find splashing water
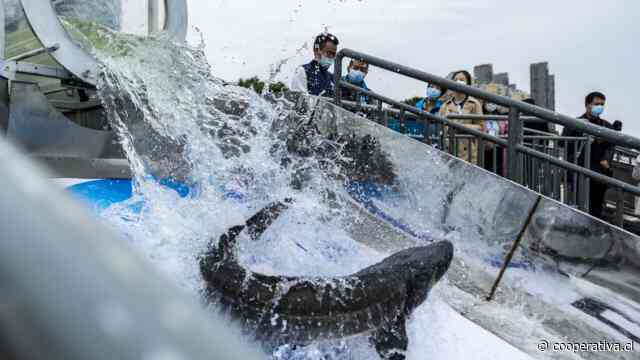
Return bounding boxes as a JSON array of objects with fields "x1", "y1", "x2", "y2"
[
  {"x1": 56, "y1": 8, "x2": 548, "y2": 359},
  {"x1": 61, "y1": 17, "x2": 399, "y2": 358}
]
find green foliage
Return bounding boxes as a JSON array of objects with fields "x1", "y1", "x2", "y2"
[
  {"x1": 237, "y1": 76, "x2": 289, "y2": 96},
  {"x1": 238, "y1": 76, "x2": 265, "y2": 94},
  {"x1": 268, "y1": 81, "x2": 288, "y2": 95}
]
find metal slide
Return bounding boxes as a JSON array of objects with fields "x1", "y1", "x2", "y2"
[
  {"x1": 305, "y1": 96, "x2": 640, "y2": 359},
  {"x1": 1, "y1": 1, "x2": 639, "y2": 359},
  {"x1": 0, "y1": 0, "x2": 188, "y2": 178}
]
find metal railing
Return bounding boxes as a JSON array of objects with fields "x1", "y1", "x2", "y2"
[
  {"x1": 334, "y1": 48, "x2": 640, "y2": 224},
  {"x1": 340, "y1": 99, "x2": 593, "y2": 209}
]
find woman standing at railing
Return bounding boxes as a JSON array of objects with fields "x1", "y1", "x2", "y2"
[
  {"x1": 439, "y1": 70, "x2": 484, "y2": 165},
  {"x1": 415, "y1": 82, "x2": 447, "y2": 147}
]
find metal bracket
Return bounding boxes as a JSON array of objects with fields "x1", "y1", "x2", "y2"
[
  {"x1": 7, "y1": 44, "x2": 60, "y2": 62},
  {"x1": 19, "y1": 0, "x2": 189, "y2": 86},
  {"x1": 2, "y1": 60, "x2": 73, "y2": 80}
]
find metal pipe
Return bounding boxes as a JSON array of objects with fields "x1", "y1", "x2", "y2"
[
  {"x1": 0, "y1": 139, "x2": 262, "y2": 360},
  {"x1": 522, "y1": 136, "x2": 587, "y2": 140},
  {"x1": 0, "y1": 77, "x2": 8, "y2": 134},
  {"x1": 582, "y1": 137, "x2": 592, "y2": 211},
  {"x1": 336, "y1": 48, "x2": 640, "y2": 150},
  {"x1": 338, "y1": 82, "x2": 509, "y2": 147},
  {"x1": 507, "y1": 107, "x2": 523, "y2": 183},
  {"x1": 615, "y1": 189, "x2": 625, "y2": 227},
  {"x1": 487, "y1": 196, "x2": 543, "y2": 301},
  {"x1": 515, "y1": 144, "x2": 640, "y2": 196},
  {"x1": 6, "y1": 44, "x2": 60, "y2": 62},
  {"x1": 148, "y1": 0, "x2": 161, "y2": 34},
  {"x1": 522, "y1": 127, "x2": 557, "y2": 137},
  {"x1": 447, "y1": 114, "x2": 547, "y2": 123},
  {"x1": 377, "y1": 100, "x2": 385, "y2": 126},
  {"x1": 333, "y1": 54, "x2": 343, "y2": 106}
]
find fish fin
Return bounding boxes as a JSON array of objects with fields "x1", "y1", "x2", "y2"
[
  {"x1": 370, "y1": 313, "x2": 408, "y2": 360},
  {"x1": 246, "y1": 201, "x2": 290, "y2": 240}
]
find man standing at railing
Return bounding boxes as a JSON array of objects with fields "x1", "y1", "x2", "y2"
[
  {"x1": 562, "y1": 92, "x2": 617, "y2": 219},
  {"x1": 340, "y1": 59, "x2": 373, "y2": 105},
  {"x1": 290, "y1": 33, "x2": 340, "y2": 97}
]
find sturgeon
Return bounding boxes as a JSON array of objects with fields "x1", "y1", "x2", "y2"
[{"x1": 199, "y1": 201, "x2": 453, "y2": 359}]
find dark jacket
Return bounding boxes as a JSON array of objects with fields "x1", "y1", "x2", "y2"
[
  {"x1": 303, "y1": 60, "x2": 334, "y2": 97},
  {"x1": 340, "y1": 76, "x2": 372, "y2": 104},
  {"x1": 562, "y1": 113, "x2": 615, "y2": 175}
]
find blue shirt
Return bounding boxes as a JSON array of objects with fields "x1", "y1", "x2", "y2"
[
  {"x1": 415, "y1": 98, "x2": 443, "y2": 114},
  {"x1": 341, "y1": 76, "x2": 372, "y2": 104}
]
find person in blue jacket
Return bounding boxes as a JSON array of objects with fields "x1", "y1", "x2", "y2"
[
  {"x1": 290, "y1": 33, "x2": 340, "y2": 97},
  {"x1": 415, "y1": 83, "x2": 447, "y2": 146},
  {"x1": 340, "y1": 59, "x2": 373, "y2": 105}
]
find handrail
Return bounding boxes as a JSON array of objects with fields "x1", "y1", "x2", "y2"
[
  {"x1": 335, "y1": 48, "x2": 640, "y2": 150},
  {"x1": 446, "y1": 114, "x2": 548, "y2": 123},
  {"x1": 339, "y1": 82, "x2": 509, "y2": 147},
  {"x1": 337, "y1": 78, "x2": 640, "y2": 197}
]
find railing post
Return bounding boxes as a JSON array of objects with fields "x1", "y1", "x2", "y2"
[
  {"x1": 333, "y1": 54, "x2": 343, "y2": 106},
  {"x1": 377, "y1": 100, "x2": 385, "y2": 126},
  {"x1": 448, "y1": 127, "x2": 457, "y2": 156},
  {"x1": 478, "y1": 138, "x2": 485, "y2": 169},
  {"x1": 582, "y1": 136, "x2": 592, "y2": 212},
  {"x1": 148, "y1": 0, "x2": 161, "y2": 34},
  {"x1": 399, "y1": 109, "x2": 406, "y2": 134},
  {"x1": 507, "y1": 107, "x2": 523, "y2": 183},
  {"x1": 615, "y1": 189, "x2": 625, "y2": 227},
  {"x1": 0, "y1": 77, "x2": 9, "y2": 134}
]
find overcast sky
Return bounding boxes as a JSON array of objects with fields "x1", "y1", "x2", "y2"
[{"x1": 185, "y1": 0, "x2": 639, "y2": 136}]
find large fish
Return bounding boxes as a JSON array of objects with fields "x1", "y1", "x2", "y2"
[{"x1": 199, "y1": 200, "x2": 453, "y2": 359}]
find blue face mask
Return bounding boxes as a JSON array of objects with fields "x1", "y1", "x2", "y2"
[
  {"x1": 347, "y1": 69, "x2": 366, "y2": 83},
  {"x1": 426, "y1": 87, "x2": 442, "y2": 100},
  {"x1": 591, "y1": 105, "x2": 604, "y2": 117},
  {"x1": 319, "y1": 56, "x2": 334, "y2": 70}
]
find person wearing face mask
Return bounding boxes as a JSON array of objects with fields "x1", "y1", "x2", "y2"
[
  {"x1": 439, "y1": 70, "x2": 484, "y2": 165},
  {"x1": 290, "y1": 33, "x2": 339, "y2": 97},
  {"x1": 340, "y1": 59, "x2": 373, "y2": 105},
  {"x1": 562, "y1": 91, "x2": 620, "y2": 219},
  {"x1": 414, "y1": 83, "x2": 447, "y2": 145},
  {"x1": 416, "y1": 83, "x2": 446, "y2": 114}
]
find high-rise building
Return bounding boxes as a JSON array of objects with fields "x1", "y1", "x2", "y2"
[
  {"x1": 493, "y1": 73, "x2": 510, "y2": 86},
  {"x1": 474, "y1": 64, "x2": 493, "y2": 85},
  {"x1": 530, "y1": 62, "x2": 556, "y2": 111}
]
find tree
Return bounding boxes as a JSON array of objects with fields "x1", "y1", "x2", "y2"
[
  {"x1": 238, "y1": 76, "x2": 265, "y2": 94},
  {"x1": 238, "y1": 76, "x2": 289, "y2": 96}
]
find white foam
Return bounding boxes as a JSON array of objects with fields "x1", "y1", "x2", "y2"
[{"x1": 407, "y1": 293, "x2": 533, "y2": 360}]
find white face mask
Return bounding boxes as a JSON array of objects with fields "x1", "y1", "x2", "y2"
[
  {"x1": 457, "y1": 80, "x2": 467, "y2": 85},
  {"x1": 485, "y1": 103, "x2": 498, "y2": 112}
]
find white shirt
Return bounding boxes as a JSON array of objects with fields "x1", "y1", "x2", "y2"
[{"x1": 290, "y1": 66, "x2": 308, "y2": 93}]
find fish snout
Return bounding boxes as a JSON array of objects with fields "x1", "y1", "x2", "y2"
[
  {"x1": 431, "y1": 240, "x2": 454, "y2": 281},
  {"x1": 410, "y1": 241, "x2": 454, "y2": 287}
]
